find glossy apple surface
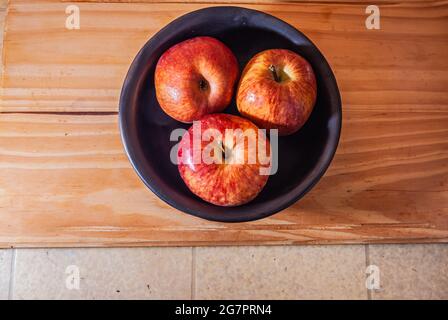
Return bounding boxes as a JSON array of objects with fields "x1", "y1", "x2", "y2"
[
  {"x1": 237, "y1": 49, "x2": 317, "y2": 135},
  {"x1": 177, "y1": 114, "x2": 271, "y2": 206},
  {"x1": 155, "y1": 37, "x2": 239, "y2": 123}
]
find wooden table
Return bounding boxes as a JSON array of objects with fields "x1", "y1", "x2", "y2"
[{"x1": 0, "y1": 0, "x2": 447, "y2": 248}]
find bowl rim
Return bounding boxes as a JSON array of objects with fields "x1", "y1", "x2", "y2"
[{"x1": 119, "y1": 6, "x2": 342, "y2": 222}]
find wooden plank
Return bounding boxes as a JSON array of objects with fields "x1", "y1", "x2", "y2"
[
  {"x1": 17, "y1": 0, "x2": 439, "y2": 4},
  {"x1": 1, "y1": 1, "x2": 447, "y2": 112},
  {"x1": 0, "y1": 111, "x2": 447, "y2": 247},
  {"x1": 0, "y1": 0, "x2": 447, "y2": 247}
]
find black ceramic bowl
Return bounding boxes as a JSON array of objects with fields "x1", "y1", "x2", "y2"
[{"x1": 119, "y1": 6, "x2": 341, "y2": 222}]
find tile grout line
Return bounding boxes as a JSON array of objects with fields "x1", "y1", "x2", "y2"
[
  {"x1": 191, "y1": 247, "x2": 196, "y2": 300},
  {"x1": 8, "y1": 248, "x2": 16, "y2": 300},
  {"x1": 365, "y1": 244, "x2": 372, "y2": 300}
]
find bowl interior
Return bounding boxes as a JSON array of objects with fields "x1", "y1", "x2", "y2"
[{"x1": 120, "y1": 7, "x2": 341, "y2": 222}]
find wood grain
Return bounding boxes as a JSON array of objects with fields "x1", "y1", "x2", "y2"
[
  {"x1": 2, "y1": 1, "x2": 448, "y2": 112},
  {"x1": 0, "y1": 0, "x2": 447, "y2": 247},
  {"x1": 0, "y1": 111, "x2": 447, "y2": 247}
]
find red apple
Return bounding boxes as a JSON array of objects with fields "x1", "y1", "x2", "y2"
[
  {"x1": 236, "y1": 49, "x2": 317, "y2": 135},
  {"x1": 155, "y1": 36, "x2": 239, "y2": 123},
  {"x1": 177, "y1": 114, "x2": 271, "y2": 206}
]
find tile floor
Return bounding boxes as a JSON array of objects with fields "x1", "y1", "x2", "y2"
[
  {"x1": 1, "y1": 245, "x2": 448, "y2": 299},
  {"x1": 0, "y1": 0, "x2": 447, "y2": 300}
]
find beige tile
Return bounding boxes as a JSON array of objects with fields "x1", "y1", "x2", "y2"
[
  {"x1": 13, "y1": 248, "x2": 192, "y2": 300},
  {"x1": 195, "y1": 245, "x2": 367, "y2": 300},
  {"x1": 0, "y1": 249, "x2": 12, "y2": 300},
  {"x1": 369, "y1": 244, "x2": 448, "y2": 300}
]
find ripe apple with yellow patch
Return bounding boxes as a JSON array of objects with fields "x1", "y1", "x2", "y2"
[
  {"x1": 155, "y1": 36, "x2": 239, "y2": 123},
  {"x1": 237, "y1": 49, "x2": 317, "y2": 135}
]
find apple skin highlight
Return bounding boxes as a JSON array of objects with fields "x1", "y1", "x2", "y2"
[
  {"x1": 237, "y1": 49, "x2": 317, "y2": 136},
  {"x1": 155, "y1": 37, "x2": 239, "y2": 123},
  {"x1": 177, "y1": 114, "x2": 271, "y2": 207}
]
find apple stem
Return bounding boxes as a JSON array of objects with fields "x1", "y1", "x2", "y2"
[
  {"x1": 199, "y1": 79, "x2": 208, "y2": 91},
  {"x1": 269, "y1": 65, "x2": 281, "y2": 83},
  {"x1": 218, "y1": 142, "x2": 226, "y2": 159}
]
